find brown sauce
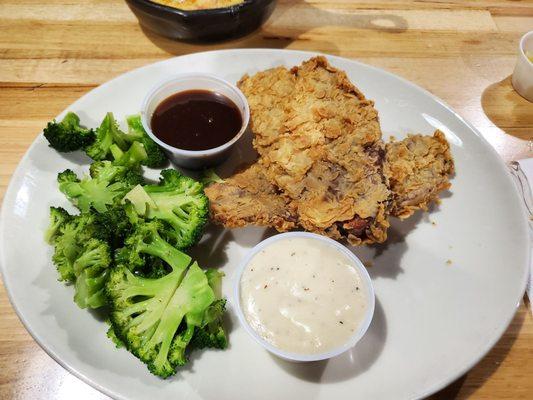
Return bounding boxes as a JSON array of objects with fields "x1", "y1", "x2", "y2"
[{"x1": 151, "y1": 90, "x2": 242, "y2": 151}]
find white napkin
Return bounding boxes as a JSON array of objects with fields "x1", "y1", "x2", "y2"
[{"x1": 513, "y1": 159, "x2": 533, "y2": 307}]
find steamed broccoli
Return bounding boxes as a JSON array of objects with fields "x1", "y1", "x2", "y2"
[
  {"x1": 89, "y1": 141, "x2": 147, "y2": 184},
  {"x1": 58, "y1": 162, "x2": 141, "y2": 213},
  {"x1": 92, "y1": 204, "x2": 137, "y2": 250},
  {"x1": 43, "y1": 112, "x2": 95, "y2": 152},
  {"x1": 84, "y1": 112, "x2": 167, "y2": 168},
  {"x1": 45, "y1": 206, "x2": 71, "y2": 244},
  {"x1": 169, "y1": 270, "x2": 227, "y2": 361},
  {"x1": 200, "y1": 169, "x2": 224, "y2": 186},
  {"x1": 73, "y1": 238, "x2": 111, "y2": 308},
  {"x1": 46, "y1": 208, "x2": 113, "y2": 308},
  {"x1": 109, "y1": 141, "x2": 148, "y2": 169},
  {"x1": 43, "y1": 112, "x2": 167, "y2": 170},
  {"x1": 106, "y1": 222, "x2": 218, "y2": 378},
  {"x1": 51, "y1": 221, "x2": 81, "y2": 282},
  {"x1": 107, "y1": 323, "x2": 125, "y2": 349},
  {"x1": 44, "y1": 113, "x2": 225, "y2": 374},
  {"x1": 89, "y1": 162, "x2": 145, "y2": 188},
  {"x1": 49, "y1": 212, "x2": 95, "y2": 282},
  {"x1": 126, "y1": 114, "x2": 167, "y2": 168},
  {"x1": 190, "y1": 269, "x2": 227, "y2": 350},
  {"x1": 85, "y1": 112, "x2": 130, "y2": 161},
  {"x1": 189, "y1": 299, "x2": 227, "y2": 350},
  {"x1": 206, "y1": 268, "x2": 224, "y2": 298},
  {"x1": 123, "y1": 169, "x2": 208, "y2": 249}
]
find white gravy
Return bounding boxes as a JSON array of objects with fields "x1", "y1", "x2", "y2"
[{"x1": 240, "y1": 237, "x2": 368, "y2": 354}]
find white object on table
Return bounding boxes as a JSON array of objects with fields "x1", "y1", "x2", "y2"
[
  {"x1": 511, "y1": 30, "x2": 533, "y2": 102},
  {"x1": 511, "y1": 159, "x2": 533, "y2": 310}
]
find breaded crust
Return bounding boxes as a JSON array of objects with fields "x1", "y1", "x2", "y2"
[
  {"x1": 204, "y1": 163, "x2": 297, "y2": 232},
  {"x1": 205, "y1": 57, "x2": 454, "y2": 246},
  {"x1": 384, "y1": 130, "x2": 454, "y2": 219},
  {"x1": 239, "y1": 56, "x2": 390, "y2": 245}
]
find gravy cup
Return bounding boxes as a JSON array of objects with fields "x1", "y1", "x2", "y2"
[{"x1": 141, "y1": 73, "x2": 250, "y2": 169}]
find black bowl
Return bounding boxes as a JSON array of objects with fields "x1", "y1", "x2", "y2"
[{"x1": 125, "y1": 0, "x2": 277, "y2": 42}]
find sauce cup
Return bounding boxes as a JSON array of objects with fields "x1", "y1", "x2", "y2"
[
  {"x1": 233, "y1": 232, "x2": 375, "y2": 362},
  {"x1": 141, "y1": 73, "x2": 250, "y2": 170},
  {"x1": 512, "y1": 30, "x2": 533, "y2": 102}
]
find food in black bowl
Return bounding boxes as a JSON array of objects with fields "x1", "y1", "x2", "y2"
[{"x1": 125, "y1": 0, "x2": 277, "y2": 42}]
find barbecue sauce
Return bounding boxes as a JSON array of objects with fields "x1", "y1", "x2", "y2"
[{"x1": 151, "y1": 90, "x2": 242, "y2": 151}]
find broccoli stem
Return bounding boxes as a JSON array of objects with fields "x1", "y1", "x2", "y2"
[
  {"x1": 148, "y1": 262, "x2": 214, "y2": 373},
  {"x1": 136, "y1": 230, "x2": 191, "y2": 273}
]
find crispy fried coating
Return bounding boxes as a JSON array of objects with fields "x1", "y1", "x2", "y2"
[
  {"x1": 238, "y1": 56, "x2": 391, "y2": 245},
  {"x1": 206, "y1": 57, "x2": 454, "y2": 245},
  {"x1": 238, "y1": 67, "x2": 295, "y2": 152},
  {"x1": 384, "y1": 130, "x2": 454, "y2": 219},
  {"x1": 204, "y1": 163, "x2": 297, "y2": 232}
]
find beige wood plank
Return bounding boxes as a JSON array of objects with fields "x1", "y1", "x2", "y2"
[
  {"x1": 493, "y1": 15, "x2": 533, "y2": 32},
  {"x1": 278, "y1": 0, "x2": 533, "y2": 13},
  {"x1": 0, "y1": 16, "x2": 518, "y2": 60},
  {"x1": 263, "y1": 6, "x2": 498, "y2": 32},
  {"x1": 0, "y1": 31, "x2": 524, "y2": 85},
  {"x1": 0, "y1": 4, "x2": 499, "y2": 32},
  {"x1": 0, "y1": 3, "x2": 134, "y2": 22}
]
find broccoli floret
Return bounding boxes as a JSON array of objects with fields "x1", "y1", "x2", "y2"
[
  {"x1": 91, "y1": 142, "x2": 147, "y2": 176},
  {"x1": 48, "y1": 210, "x2": 113, "y2": 308},
  {"x1": 129, "y1": 254, "x2": 171, "y2": 279},
  {"x1": 173, "y1": 270, "x2": 227, "y2": 356},
  {"x1": 205, "y1": 268, "x2": 224, "y2": 298},
  {"x1": 189, "y1": 299, "x2": 227, "y2": 350},
  {"x1": 85, "y1": 113, "x2": 130, "y2": 161},
  {"x1": 89, "y1": 160, "x2": 145, "y2": 189},
  {"x1": 200, "y1": 169, "x2": 224, "y2": 186},
  {"x1": 122, "y1": 169, "x2": 146, "y2": 187},
  {"x1": 57, "y1": 169, "x2": 80, "y2": 185},
  {"x1": 88, "y1": 157, "x2": 141, "y2": 184},
  {"x1": 50, "y1": 212, "x2": 97, "y2": 282},
  {"x1": 89, "y1": 161, "x2": 113, "y2": 180},
  {"x1": 190, "y1": 269, "x2": 227, "y2": 350},
  {"x1": 168, "y1": 323, "x2": 196, "y2": 366},
  {"x1": 111, "y1": 141, "x2": 148, "y2": 168},
  {"x1": 117, "y1": 221, "x2": 192, "y2": 272},
  {"x1": 106, "y1": 222, "x2": 217, "y2": 378},
  {"x1": 126, "y1": 114, "x2": 167, "y2": 168},
  {"x1": 45, "y1": 206, "x2": 71, "y2": 244},
  {"x1": 52, "y1": 221, "x2": 80, "y2": 282},
  {"x1": 57, "y1": 165, "x2": 139, "y2": 213},
  {"x1": 73, "y1": 238, "x2": 111, "y2": 309},
  {"x1": 43, "y1": 112, "x2": 95, "y2": 152},
  {"x1": 107, "y1": 323, "x2": 125, "y2": 349},
  {"x1": 92, "y1": 205, "x2": 136, "y2": 250},
  {"x1": 123, "y1": 169, "x2": 208, "y2": 249}
]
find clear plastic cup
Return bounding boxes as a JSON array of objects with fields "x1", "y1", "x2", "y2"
[
  {"x1": 233, "y1": 232, "x2": 376, "y2": 362},
  {"x1": 141, "y1": 73, "x2": 250, "y2": 169}
]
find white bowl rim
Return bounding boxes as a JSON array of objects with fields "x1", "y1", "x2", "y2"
[
  {"x1": 233, "y1": 231, "x2": 376, "y2": 362},
  {"x1": 518, "y1": 31, "x2": 533, "y2": 65},
  {"x1": 140, "y1": 72, "x2": 250, "y2": 157}
]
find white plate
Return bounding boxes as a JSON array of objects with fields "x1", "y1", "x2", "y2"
[{"x1": 0, "y1": 49, "x2": 529, "y2": 400}]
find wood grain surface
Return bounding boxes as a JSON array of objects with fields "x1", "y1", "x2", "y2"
[{"x1": 0, "y1": 0, "x2": 532, "y2": 399}]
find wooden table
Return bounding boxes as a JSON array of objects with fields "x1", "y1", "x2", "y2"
[{"x1": 1, "y1": 0, "x2": 532, "y2": 398}]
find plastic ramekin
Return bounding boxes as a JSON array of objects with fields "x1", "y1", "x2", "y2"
[
  {"x1": 141, "y1": 73, "x2": 250, "y2": 170},
  {"x1": 512, "y1": 30, "x2": 533, "y2": 102},
  {"x1": 233, "y1": 232, "x2": 375, "y2": 362}
]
